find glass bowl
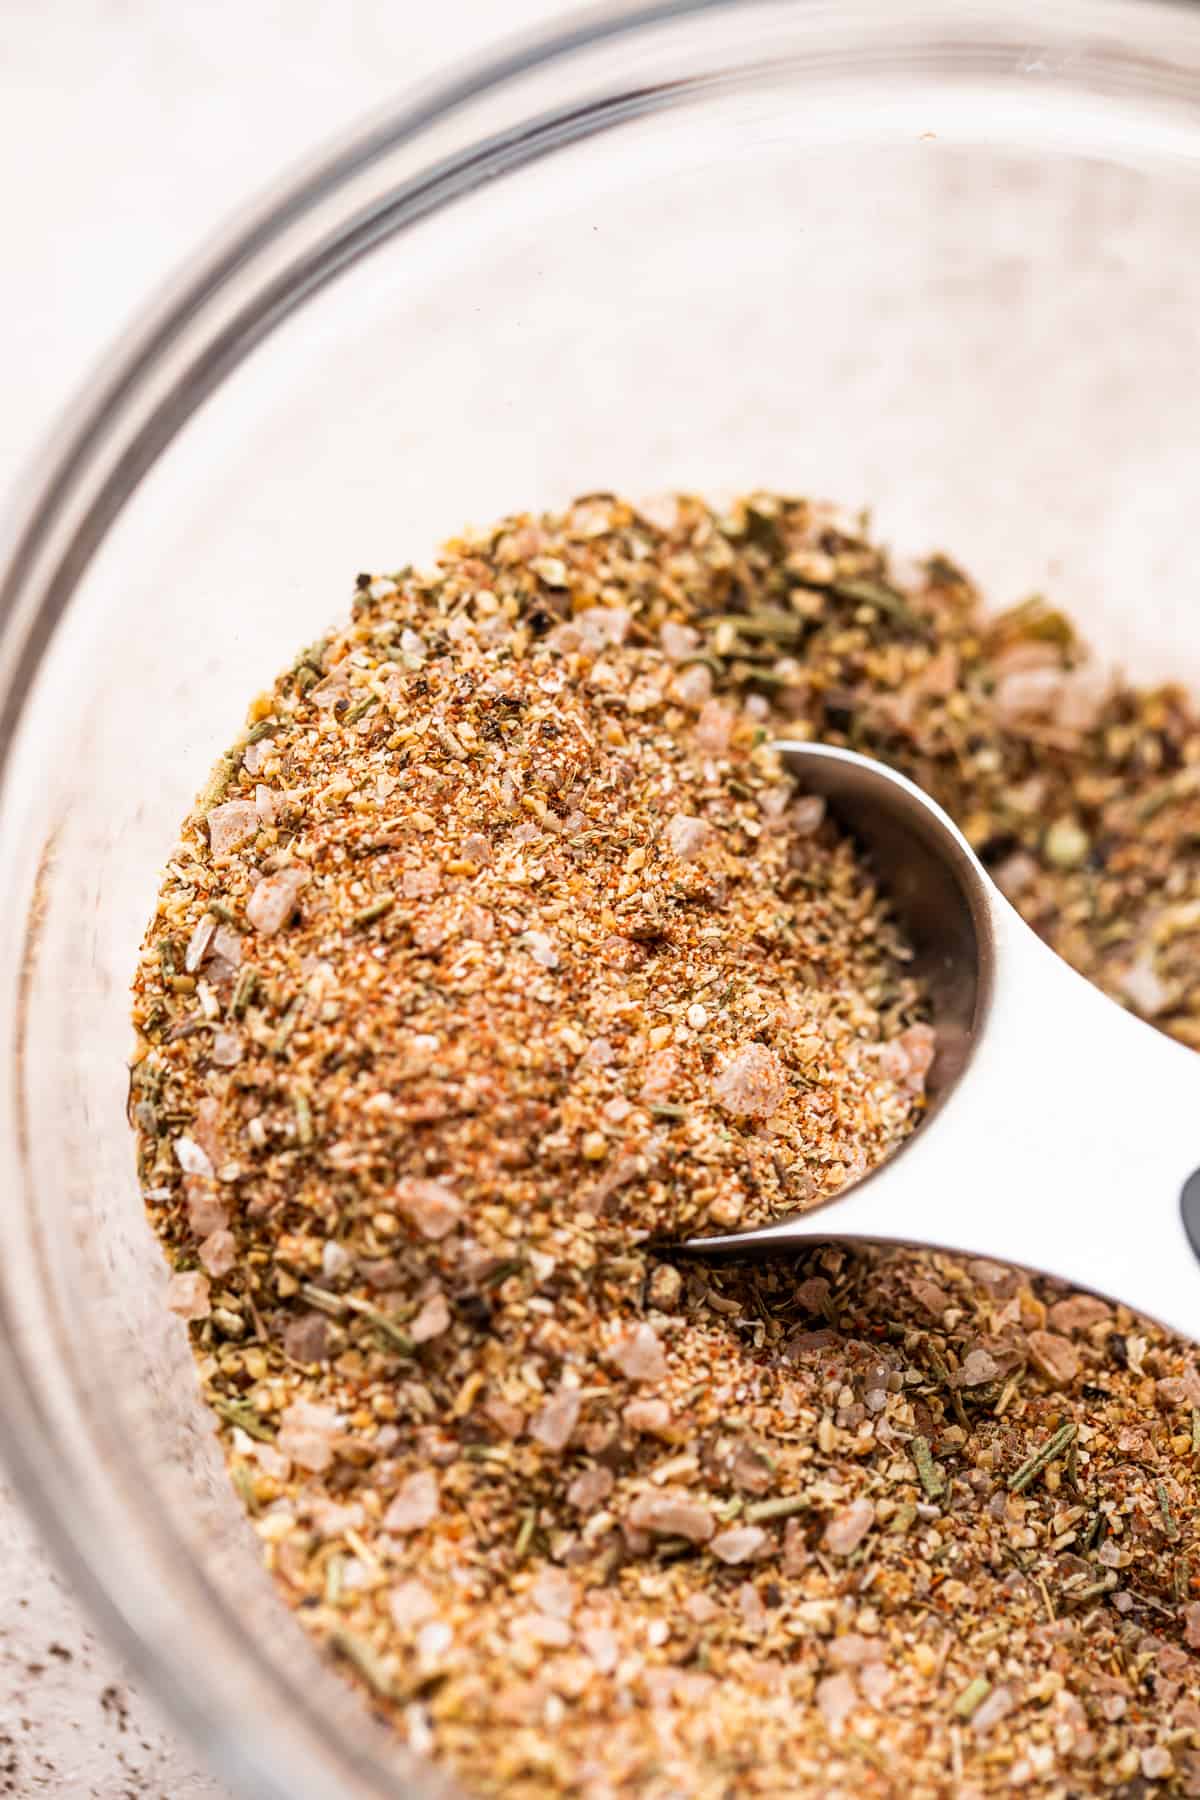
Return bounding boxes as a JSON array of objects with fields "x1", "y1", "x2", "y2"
[{"x1": 3, "y1": 2, "x2": 1200, "y2": 1794}]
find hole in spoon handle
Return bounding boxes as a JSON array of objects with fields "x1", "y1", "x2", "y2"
[{"x1": 1181, "y1": 1168, "x2": 1200, "y2": 1265}]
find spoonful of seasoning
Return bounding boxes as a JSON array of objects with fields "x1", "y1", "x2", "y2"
[{"x1": 678, "y1": 742, "x2": 1200, "y2": 1339}]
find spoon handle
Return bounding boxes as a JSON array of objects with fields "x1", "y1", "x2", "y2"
[{"x1": 704, "y1": 903, "x2": 1200, "y2": 1339}]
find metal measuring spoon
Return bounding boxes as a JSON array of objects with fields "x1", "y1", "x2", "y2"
[{"x1": 679, "y1": 742, "x2": 1200, "y2": 1340}]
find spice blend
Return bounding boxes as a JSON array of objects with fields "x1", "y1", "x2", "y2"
[{"x1": 132, "y1": 494, "x2": 1200, "y2": 1797}]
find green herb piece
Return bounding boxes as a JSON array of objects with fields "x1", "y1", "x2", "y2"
[
  {"x1": 744, "y1": 1494, "x2": 809, "y2": 1525},
  {"x1": 953, "y1": 1678, "x2": 991, "y2": 1720},
  {"x1": 1157, "y1": 1480, "x2": 1180, "y2": 1541},
  {"x1": 329, "y1": 1629, "x2": 395, "y2": 1699},
  {"x1": 342, "y1": 1293, "x2": 413, "y2": 1354},
  {"x1": 514, "y1": 1507, "x2": 537, "y2": 1560},
  {"x1": 299, "y1": 1282, "x2": 348, "y2": 1318},
  {"x1": 271, "y1": 996, "x2": 304, "y2": 1055},
  {"x1": 1175, "y1": 1552, "x2": 1191, "y2": 1603},
  {"x1": 292, "y1": 1086, "x2": 314, "y2": 1148},
  {"x1": 352, "y1": 895, "x2": 395, "y2": 927},
  {"x1": 912, "y1": 1436, "x2": 944, "y2": 1500},
  {"x1": 212, "y1": 1397, "x2": 276, "y2": 1443},
  {"x1": 1008, "y1": 1422, "x2": 1077, "y2": 1494},
  {"x1": 230, "y1": 1460, "x2": 260, "y2": 1516},
  {"x1": 708, "y1": 612, "x2": 803, "y2": 642},
  {"x1": 831, "y1": 577, "x2": 928, "y2": 636},
  {"x1": 231, "y1": 965, "x2": 259, "y2": 1018},
  {"x1": 1065, "y1": 1572, "x2": 1117, "y2": 1604},
  {"x1": 889, "y1": 1501, "x2": 917, "y2": 1536}
]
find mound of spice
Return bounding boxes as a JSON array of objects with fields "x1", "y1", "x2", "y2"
[{"x1": 132, "y1": 494, "x2": 1200, "y2": 1798}]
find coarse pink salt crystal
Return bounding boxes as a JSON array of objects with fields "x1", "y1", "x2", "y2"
[
  {"x1": 402, "y1": 866, "x2": 442, "y2": 900},
  {"x1": 738, "y1": 1583, "x2": 767, "y2": 1632},
  {"x1": 1157, "y1": 1370, "x2": 1200, "y2": 1408},
  {"x1": 409, "y1": 1290, "x2": 452, "y2": 1344},
  {"x1": 639, "y1": 1049, "x2": 678, "y2": 1105},
  {"x1": 1122, "y1": 946, "x2": 1171, "y2": 1018},
  {"x1": 511, "y1": 1613, "x2": 571, "y2": 1648},
  {"x1": 207, "y1": 799, "x2": 260, "y2": 860},
  {"x1": 971, "y1": 1685, "x2": 1014, "y2": 1736},
  {"x1": 384, "y1": 1471, "x2": 440, "y2": 1534},
  {"x1": 992, "y1": 665, "x2": 1064, "y2": 723},
  {"x1": 1048, "y1": 1294, "x2": 1111, "y2": 1335},
  {"x1": 659, "y1": 620, "x2": 699, "y2": 660},
  {"x1": 394, "y1": 1177, "x2": 462, "y2": 1240},
  {"x1": 828, "y1": 1634, "x2": 885, "y2": 1668},
  {"x1": 184, "y1": 915, "x2": 216, "y2": 973},
  {"x1": 626, "y1": 1490, "x2": 714, "y2": 1544},
  {"x1": 859, "y1": 1664, "x2": 894, "y2": 1707},
  {"x1": 627, "y1": 675, "x2": 663, "y2": 714},
  {"x1": 574, "y1": 606, "x2": 630, "y2": 650},
  {"x1": 792, "y1": 795, "x2": 827, "y2": 836},
  {"x1": 994, "y1": 851, "x2": 1039, "y2": 899},
  {"x1": 460, "y1": 832, "x2": 491, "y2": 865},
  {"x1": 695, "y1": 699, "x2": 735, "y2": 751},
  {"x1": 823, "y1": 1498, "x2": 874, "y2": 1557},
  {"x1": 210, "y1": 1030, "x2": 242, "y2": 1067},
  {"x1": 959, "y1": 1348, "x2": 1001, "y2": 1387},
  {"x1": 283, "y1": 1312, "x2": 329, "y2": 1364},
  {"x1": 712, "y1": 1043, "x2": 787, "y2": 1119},
  {"x1": 192, "y1": 1096, "x2": 225, "y2": 1171},
  {"x1": 710, "y1": 1525, "x2": 767, "y2": 1565},
  {"x1": 567, "y1": 1466, "x2": 614, "y2": 1511},
  {"x1": 185, "y1": 1179, "x2": 227, "y2": 1237},
  {"x1": 173, "y1": 1135, "x2": 214, "y2": 1179},
  {"x1": 198, "y1": 1229, "x2": 237, "y2": 1278},
  {"x1": 531, "y1": 1566, "x2": 577, "y2": 1620},
  {"x1": 815, "y1": 1671, "x2": 858, "y2": 1738},
  {"x1": 530, "y1": 1387, "x2": 582, "y2": 1452},
  {"x1": 390, "y1": 1579, "x2": 437, "y2": 1632},
  {"x1": 622, "y1": 1398, "x2": 672, "y2": 1438},
  {"x1": 665, "y1": 814, "x2": 711, "y2": 861},
  {"x1": 520, "y1": 930, "x2": 559, "y2": 970},
  {"x1": 310, "y1": 664, "x2": 351, "y2": 709},
  {"x1": 879, "y1": 1022, "x2": 936, "y2": 1095},
  {"x1": 307, "y1": 1496, "x2": 363, "y2": 1537},
  {"x1": 251, "y1": 1441, "x2": 290, "y2": 1482},
  {"x1": 607, "y1": 1323, "x2": 668, "y2": 1383},
  {"x1": 208, "y1": 923, "x2": 243, "y2": 973},
  {"x1": 415, "y1": 1620, "x2": 452, "y2": 1667},
  {"x1": 246, "y1": 867, "x2": 307, "y2": 936},
  {"x1": 1028, "y1": 1329, "x2": 1080, "y2": 1388},
  {"x1": 482, "y1": 1398, "x2": 525, "y2": 1439},
  {"x1": 670, "y1": 664, "x2": 713, "y2": 709},
  {"x1": 277, "y1": 1399, "x2": 340, "y2": 1473},
  {"x1": 683, "y1": 1592, "x2": 720, "y2": 1624},
  {"x1": 580, "y1": 1624, "x2": 620, "y2": 1673},
  {"x1": 165, "y1": 1270, "x2": 210, "y2": 1321}
]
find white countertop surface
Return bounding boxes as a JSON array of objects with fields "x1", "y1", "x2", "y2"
[{"x1": 0, "y1": 5, "x2": 557, "y2": 1793}]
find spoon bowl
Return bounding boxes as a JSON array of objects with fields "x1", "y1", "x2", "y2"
[{"x1": 680, "y1": 743, "x2": 1200, "y2": 1341}]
